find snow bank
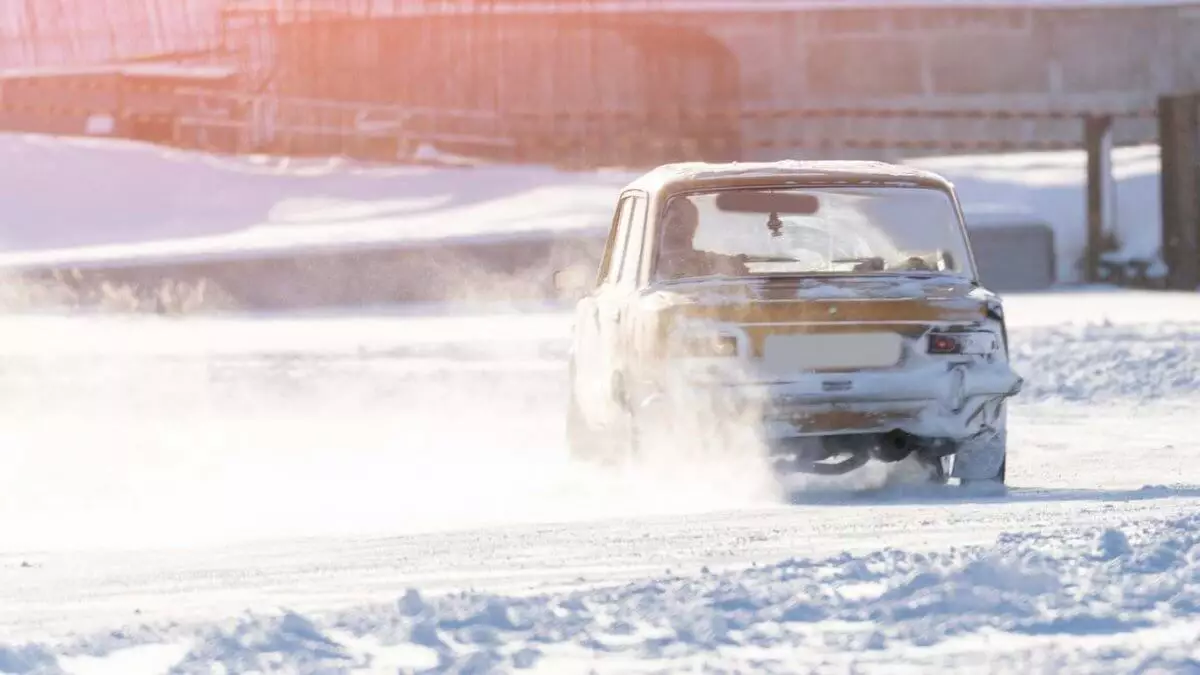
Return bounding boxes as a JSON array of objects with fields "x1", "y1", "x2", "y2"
[
  {"x1": 0, "y1": 134, "x2": 624, "y2": 266},
  {"x1": 5, "y1": 512, "x2": 1200, "y2": 673},
  {"x1": 1008, "y1": 321, "x2": 1200, "y2": 403},
  {"x1": 0, "y1": 133, "x2": 1164, "y2": 284}
]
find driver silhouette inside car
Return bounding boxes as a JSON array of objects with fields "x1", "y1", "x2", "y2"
[{"x1": 656, "y1": 198, "x2": 749, "y2": 280}]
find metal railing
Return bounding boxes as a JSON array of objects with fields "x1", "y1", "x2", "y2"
[
  {"x1": 146, "y1": 89, "x2": 1168, "y2": 164},
  {"x1": 0, "y1": 70, "x2": 1161, "y2": 163},
  {"x1": 0, "y1": 1, "x2": 1173, "y2": 161}
]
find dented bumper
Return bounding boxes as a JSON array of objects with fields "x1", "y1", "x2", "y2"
[{"x1": 655, "y1": 360, "x2": 1024, "y2": 441}]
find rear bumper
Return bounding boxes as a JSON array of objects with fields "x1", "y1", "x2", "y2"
[{"x1": 652, "y1": 361, "x2": 1024, "y2": 441}]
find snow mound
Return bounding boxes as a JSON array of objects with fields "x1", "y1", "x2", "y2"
[
  {"x1": 0, "y1": 134, "x2": 624, "y2": 262},
  {"x1": 1008, "y1": 322, "x2": 1200, "y2": 403},
  {"x1": 0, "y1": 134, "x2": 1167, "y2": 285},
  {"x1": 6, "y1": 514, "x2": 1200, "y2": 673}
]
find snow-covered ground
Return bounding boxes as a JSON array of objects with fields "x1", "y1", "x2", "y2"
[
  {"x1": 0, "y1": 134, "x2": 1197, "y2": 673},
  {"x1": 0, "y1": 133, "x2": 1163, "y2": 284},
  {"x1": 1, "y1": 290, "x2": 1199, "y2": 673}
]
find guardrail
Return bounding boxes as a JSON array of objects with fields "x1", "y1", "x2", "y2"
[
  {"x1": 0, "y1": 217, "x2": 1063, "y2": 315},
  {"x1": 0, "y1": 229, "x2": 607, "y2": 314},
  {"x1": 1, "y1": 74, "x2": 1159, "y2": 162},
  {"x1": 163, "y1": 99, "x2": 1164, "y2": 165},
  {"x1": 0, "y1": 67, "x2": 1160, "y2": 156}
]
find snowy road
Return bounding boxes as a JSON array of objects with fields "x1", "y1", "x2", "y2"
[{"x1": 2, "y1": 290, "x2": 1199, "y2": 673}]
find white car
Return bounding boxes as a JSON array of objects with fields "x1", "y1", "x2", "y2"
[{"x1": 556, "y1": 160, "x2": 1024, "y2": 485}]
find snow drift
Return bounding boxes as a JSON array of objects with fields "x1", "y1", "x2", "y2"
[
  {"x1": 0, "y1": 133, "x2": 1166, "y2": 294},
  {"x1": 5, "y1": 511, "x2": 1200, "y2": 673}
]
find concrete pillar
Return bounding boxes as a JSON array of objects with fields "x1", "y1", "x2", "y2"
[
  {"x1": 1084, "y1": 115, "x2": 1115, "y2": 283},
  {"x1": 1158, "y1": 93, "x2": 1200, "y2": 290}
]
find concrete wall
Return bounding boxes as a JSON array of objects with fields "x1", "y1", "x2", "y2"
[
  {"x1": 7, "y1": 2, "x2": 1197, "y2": 162},
  {"x1": 710, "y1": 5, "x2": 1200, "y2": 106},
  {"x1": 0, "y1": 0, "x2": 222, "y2": 67},
  {"x1": 239, "y1": 3, "x2": 1200, "y2": 161},
  {"x1": 697, "y1": 4, "x2": 1200, "y2": 156}
]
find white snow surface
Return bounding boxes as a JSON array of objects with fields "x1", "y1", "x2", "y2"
[
  {"x1": 1, "y1": 290, "x2": 1199, "y2": 673},
  {"x1": 0, "y1": 135, "x2": 1197, "y2": 672},
  {"x1": 0, "y1": 134, "x2": 1164, "y2": 283}
]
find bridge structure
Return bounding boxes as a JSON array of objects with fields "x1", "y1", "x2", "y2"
[{"x1": 0, "y1": 0, "x2": 1197, "y2": 291}]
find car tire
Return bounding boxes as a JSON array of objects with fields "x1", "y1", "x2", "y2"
[
  {"x1": 916, "y1": 452, "x2": 952, "y2": 485},
  {"x1": 961, "y1": 451, "x2": 1007, "y2": 485},
  {"x1": 951, "y1": 428, "x2": 1008, "y2": 487}
]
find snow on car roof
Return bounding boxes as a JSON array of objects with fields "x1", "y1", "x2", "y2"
[{"x1": 623, "y1": 160, "x2": 954, "y2": 195}]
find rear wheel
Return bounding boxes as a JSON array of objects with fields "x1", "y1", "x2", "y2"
[
  {"x1": 951, "y1": 427, "x2": 1008, "y2": 487},
  {"x1": 962, "y1": 455, "x2": 1006, "y2": 486},
  {"x1": 916, "y1": 452, "x2": 951, "y2": 484}
]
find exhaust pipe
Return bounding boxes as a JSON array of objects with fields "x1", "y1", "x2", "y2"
[{"x1": 875, "y1": 430, "x2": 915, "y2": 463}]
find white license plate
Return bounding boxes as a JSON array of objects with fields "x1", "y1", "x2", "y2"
[{"x1": 762, "y1": 332, "x2": 903, "y2": 371}]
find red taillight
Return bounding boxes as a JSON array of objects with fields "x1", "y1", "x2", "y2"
[
  {"x1": 928, "y1": 333, "x2": 962, "y2": 355},
  {"x1": 680, "y1": 333, "x2": 739, "y2": 357}
]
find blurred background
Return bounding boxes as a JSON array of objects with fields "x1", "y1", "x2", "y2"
[
  {"x1": 1, "y1": 0, "x2": 1198, "y2": 305},
  {"x1": 1, "y1": 0, "x2": 1189, "y2": 161}
]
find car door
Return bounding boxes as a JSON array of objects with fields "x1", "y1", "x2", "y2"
[{"x1": 574, "y1": 193, "x2": 638, "y2": 423}]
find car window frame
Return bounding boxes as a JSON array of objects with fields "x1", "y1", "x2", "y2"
[
  {"x1": 646, "y1": 184, "x2": 980, "y2": 283},
  {"x1": 616, "y1": 191, "x2": 648, "y2": 290},
  {"x1": 595, "y1": 193, "x2": 636, "y2": 289}
]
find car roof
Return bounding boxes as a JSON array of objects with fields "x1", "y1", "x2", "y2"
[{"x1": 622, "y1": 160, "x2": 954, "y2": 196}]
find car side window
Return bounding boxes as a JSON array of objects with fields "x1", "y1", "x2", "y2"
[
  {"x1": 596, "y1": 195, "x2": 635, "y2": 288},
  {"x1": 617, "y1": 194, "x2": 647, "y2": 288}
]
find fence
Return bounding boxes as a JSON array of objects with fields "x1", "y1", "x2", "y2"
[
  {"x1": 166, "y1": 94, "x2": 1161, "y2": 166},
  {"x1": 0, "y1": 71, "x2": 1164, "y2": 165}
]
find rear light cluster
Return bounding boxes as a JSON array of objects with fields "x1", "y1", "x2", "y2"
[
  {"x1": 926, "y1": 331, "x2": 1000, "y2": 356},
  {"x1": 928, "y1": 333, "x2": 963, "y2": 355}
]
